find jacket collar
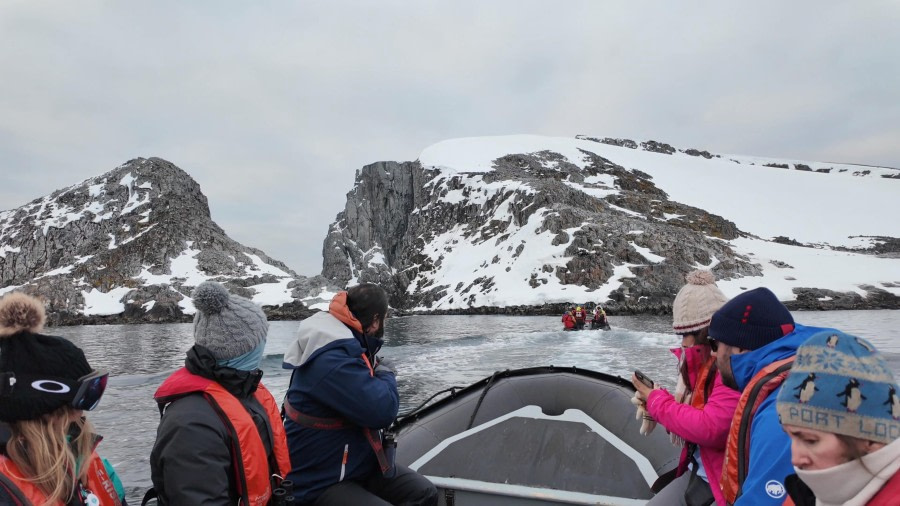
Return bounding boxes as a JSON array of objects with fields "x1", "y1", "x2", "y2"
[
  {"x1": 329, "y1": 291, "x2": 383, "y2": 356},
  {"x1": 185, "y1": 345, "x2": 262, "y2": 398},
  {"x1": 730, "y1": 324, "x2": 832, "y2": 391}
]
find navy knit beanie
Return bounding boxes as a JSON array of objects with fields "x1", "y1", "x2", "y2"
[{"x1": 709, "y1": 287, "x2": 795, "y2": 350}]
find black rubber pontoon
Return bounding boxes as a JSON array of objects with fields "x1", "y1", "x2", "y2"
[{"x1": 394, "y1": 366, "x2": 679, "y2": 505}]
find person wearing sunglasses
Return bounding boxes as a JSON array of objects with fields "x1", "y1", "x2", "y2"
[
  {"x1": 631, "y1": 270, "x2": 740, "y2": 505},
  {"x1": 0, "y1": 292, "x2": 126, "y2": 505}
]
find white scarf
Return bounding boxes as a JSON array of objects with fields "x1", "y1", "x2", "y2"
[
  {"x1": 793, "y1": 437, "x2": 900, "y2": 506},
  {"x1": 669, "y1": 352, "x2": 691, "y2": 447}
]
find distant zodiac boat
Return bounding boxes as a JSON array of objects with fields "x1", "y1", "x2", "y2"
[{"x1": 393, "y1": 366, "x2": 679, "y2": 505}]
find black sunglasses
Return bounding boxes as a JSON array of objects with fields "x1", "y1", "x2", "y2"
[
  {"x1": 709, "y1": 339, "x2": 719, "y2": 352},
  {"x1": 0, "y1": 369, "x2": 109, "y2": 411}
]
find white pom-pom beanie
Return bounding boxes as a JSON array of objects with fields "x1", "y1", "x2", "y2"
[{"x1": 672, "y1": 270, "x2": 729, "y2": 334}]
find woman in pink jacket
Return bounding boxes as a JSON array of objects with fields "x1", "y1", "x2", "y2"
[{"x1": 632, "y1": 270, "x2": 741, "y2": 506}]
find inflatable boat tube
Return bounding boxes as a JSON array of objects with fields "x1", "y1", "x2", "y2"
[{"x1": 394, "y1": 366, "x2": 680, "y2": 505}]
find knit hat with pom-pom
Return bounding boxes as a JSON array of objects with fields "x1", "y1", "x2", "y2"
[
  {"x1": 192, "y1": 281, "x2": 268, "y2": 361},
  {"x1": 672, "y1": 270, "x2": 729, "y2": 334},
  {"x1": 0, "y1": 292, "x2": 93, "y2": 422}
]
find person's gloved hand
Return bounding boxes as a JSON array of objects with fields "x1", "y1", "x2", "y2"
[
  {"x1": 374, "y1": 356, "x2": 395, "y2": 375},
  {"x1": 630, "y1": 390, "x2": 657, "y2": 436}
]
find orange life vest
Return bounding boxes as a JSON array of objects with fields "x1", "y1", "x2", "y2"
[
  {"x1": 720, "y1": 356, "x2": 795, "y2": 505},
  {"x1": 0, "y1": 451, "x2": 121, "y2": 506},
  {"x1": 690, "y1": 356, "x2": 717, "y2": 409},
  {"x1": 155, "y1": 368, "x2": 292, "y2": 506}
]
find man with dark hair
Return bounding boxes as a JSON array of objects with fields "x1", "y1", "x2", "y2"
[
  {"x1": 710, "y1": 287, "x2": 837, "y2": 506},
  {"x1": 282, "y1": 283, "x2": 437, "y2": 505}
]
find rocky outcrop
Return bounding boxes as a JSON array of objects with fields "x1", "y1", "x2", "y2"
[
  {"x1": 322, "y1": 139, "x2": 899, "y2": 313},
  {"x1": 0, "y1": 158, "x2": 336, "y2": 324},
  {"x1": 322, "y1": 152, "x2": 764, "y2": 313}
]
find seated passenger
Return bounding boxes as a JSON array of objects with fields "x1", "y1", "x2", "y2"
[
  {"x1": 151, "y1": 282, "x2": 291, "y2": 505},
  {"x1": 776, "y1": 330, "x2": 900, "y2": 505},
  {"x1": 282, "y1": 283, "x2": 437, "y2": 505},
  {"x1": 632, "y1": 270, "x2": 739, "y2": 505},
  {"x1": 0, "y1": 293, "x2": 126, "y2": 505}
]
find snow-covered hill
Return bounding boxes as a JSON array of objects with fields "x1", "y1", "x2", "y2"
[
  {"x1": 0, "y1": 158, "x2": 336, "y2": 323},
  {"x1": 324, "y1": 135, "x2": 900, "y2": 311}
]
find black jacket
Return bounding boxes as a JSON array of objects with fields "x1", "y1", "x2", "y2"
[{"x1": 150, "y1": 346, "x2": 276, "y2": 505}]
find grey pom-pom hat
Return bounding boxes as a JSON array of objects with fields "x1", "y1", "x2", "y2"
[{"x1": 191, "y1": 281, "x2": 268, "y2": 360}]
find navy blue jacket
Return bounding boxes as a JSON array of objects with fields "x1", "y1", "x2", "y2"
[{"x1": 282, "y1": 310, "x2": 399, "y2": 503}]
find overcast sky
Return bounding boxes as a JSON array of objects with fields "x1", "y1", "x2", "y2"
[{"x1": 1, "y1": 1, "x2": 898, "y2": 275}]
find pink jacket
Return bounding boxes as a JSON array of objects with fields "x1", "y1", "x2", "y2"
[{"x1": 646, "y1": 345, "x2": 741, "y2": 506}]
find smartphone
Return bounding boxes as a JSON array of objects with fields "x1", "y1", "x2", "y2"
[{"x1": 634, "y1": 370, "x2": 654, "y2": 388}]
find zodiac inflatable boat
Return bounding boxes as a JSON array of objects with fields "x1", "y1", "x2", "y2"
[{"x1": 393, "y1": 366, "x2": 679, "y2": 505}]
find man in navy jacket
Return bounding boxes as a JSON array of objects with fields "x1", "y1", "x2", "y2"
[{"x1": 282, "y1": 283, "x2": 437, "y2": 505}]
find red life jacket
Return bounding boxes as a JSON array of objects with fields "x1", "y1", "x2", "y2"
[
  {"x1": 0, "y1": 451, "x2": 121, "y2": 506},
  {"x1": 720, "y1": 357, "x2": 795, "y2": 505},
  {"x1": 154, "y1": 368, "x2": 292, "y2": 506},
  {"x1": 562, "y1": 313, "x2": 575, "y2": 329}
]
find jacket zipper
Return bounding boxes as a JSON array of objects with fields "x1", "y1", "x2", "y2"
[{"x1": 339, "y1": 444, "x2": 349, "y2": 481}]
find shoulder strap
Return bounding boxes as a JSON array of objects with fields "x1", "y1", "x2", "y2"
[
  {"x1": 0, "y1": 471, "x2": 29, "y2": 506},
  {"x1": 721, "y1": 356, "x2": 795, "y2": 504},
  {"x1": 140, "y1": 487, "x2": 158, "y2": 506}
]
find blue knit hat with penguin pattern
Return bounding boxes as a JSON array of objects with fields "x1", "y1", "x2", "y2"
[
  {"x1": 192, "y1": 281, "x2": 268, "y2": 361},
  {"x1": 776, "y1": 330, "x2": 900, "y2": 445}
]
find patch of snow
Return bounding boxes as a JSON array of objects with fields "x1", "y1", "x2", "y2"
[
  {"x1": 0, "y1": 285, "x2": 22, "y2": 296},
  {"x1": 0, "y1": 245, "x2": 21, "y2": 258},
  {"x1": 249, "y1": 279, "x2": 294, "y2": 306},
  {"x1": 138, "y1": 246, "x2": 209, "y2": 287},
  {"x1": 607, "y1": 203, "x2": 644, "y2": 218},
  {"x1": 563, "y1": 181, "x2": 618, "y2": 200},
  {"x1": 41, "y1": 264, "x2": 75, "y2": 277},
  {"x1": 244, "y1": 253, "x2": 292, "y2": 277},
  {"x1": 716, "y1": 237, "x2": 900, "y2": 301},
  {"x1": 630, "y1": 242, "x2": 666, "y2": 264},
  {"x1": 88, "y1": 183, "x2": 105, "y2": 197},
  {"x1": 82, "y1": 286, "x2": 133, "y2": 316}
]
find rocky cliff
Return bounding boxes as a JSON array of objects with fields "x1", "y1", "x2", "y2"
[
  {"x1": 0, "y1": 158, "x2": 335, "y2": 324},
  {"x1": 322, "y1": 135, "x2": 900, "y2": 313}
]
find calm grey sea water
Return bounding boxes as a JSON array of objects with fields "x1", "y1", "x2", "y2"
[{"x1": 52, "y1": 311, "x2": 900, "y2": 499}]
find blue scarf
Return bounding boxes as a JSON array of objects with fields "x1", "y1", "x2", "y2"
[{"x1": 217, "y1": 341, "x2": 266, "y2": 371}]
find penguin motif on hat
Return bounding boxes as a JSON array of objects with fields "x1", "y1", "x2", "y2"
[
  {"x1": 855, "y1": 337, "x2": 875, "y2": 352},
  {"x1": 886, "y1": 386, "x2": 900, "y2": 420},
  {"x1": 837, "y1": 378, "x2": 866, "y2": 412},
  {"x1": 792, "y1": 373, "x2": 819, "y2": 403},
  {"x1": 825, "y1": 334, "x2": 839, "y2": 348}
]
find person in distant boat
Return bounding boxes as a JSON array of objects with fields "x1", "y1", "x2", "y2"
[
  {"x1": 709, "y1": 287, "x2": 839, "y2": 506},
  {"x1": 631, "y1": 270, "x2": 739, "y2": 505},
  {"x1": 591, "y1": 305, "x2": 608, "y2": 329},
  {"x1": 562, "y1": 309, "x2": 577, "y2": 330},
  {"x1": 282, "y1": 283, "x2": 438, "y2": 505},
  {"x1": 776, "y1": 331, "x2": 900, "y2": 505},
  {"x1": 150, "y1": 282, "x2": 291, "y2": 505},
  {"x1": 574, "y1": 306, "x2": 587, "y2": 330},
  {"x1": 0, "y1": 292, "x2": 127, "y2": 505}
]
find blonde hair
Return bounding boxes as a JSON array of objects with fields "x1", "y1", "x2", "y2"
[{"x1": 6, "y1": 406, "x2": 95, "y2": 504}]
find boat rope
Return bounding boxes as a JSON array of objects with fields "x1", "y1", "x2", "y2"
[
  {"x1": 395, "y1": 386, "x2": 463, "y2": 423},
  {"x1": 466, "y1": 370, "x2": 500, "y2": 430}
]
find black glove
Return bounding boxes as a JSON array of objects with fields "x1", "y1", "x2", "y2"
[{"x1": 374, "y1": 356, "x2": 395, "y2": 375}]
